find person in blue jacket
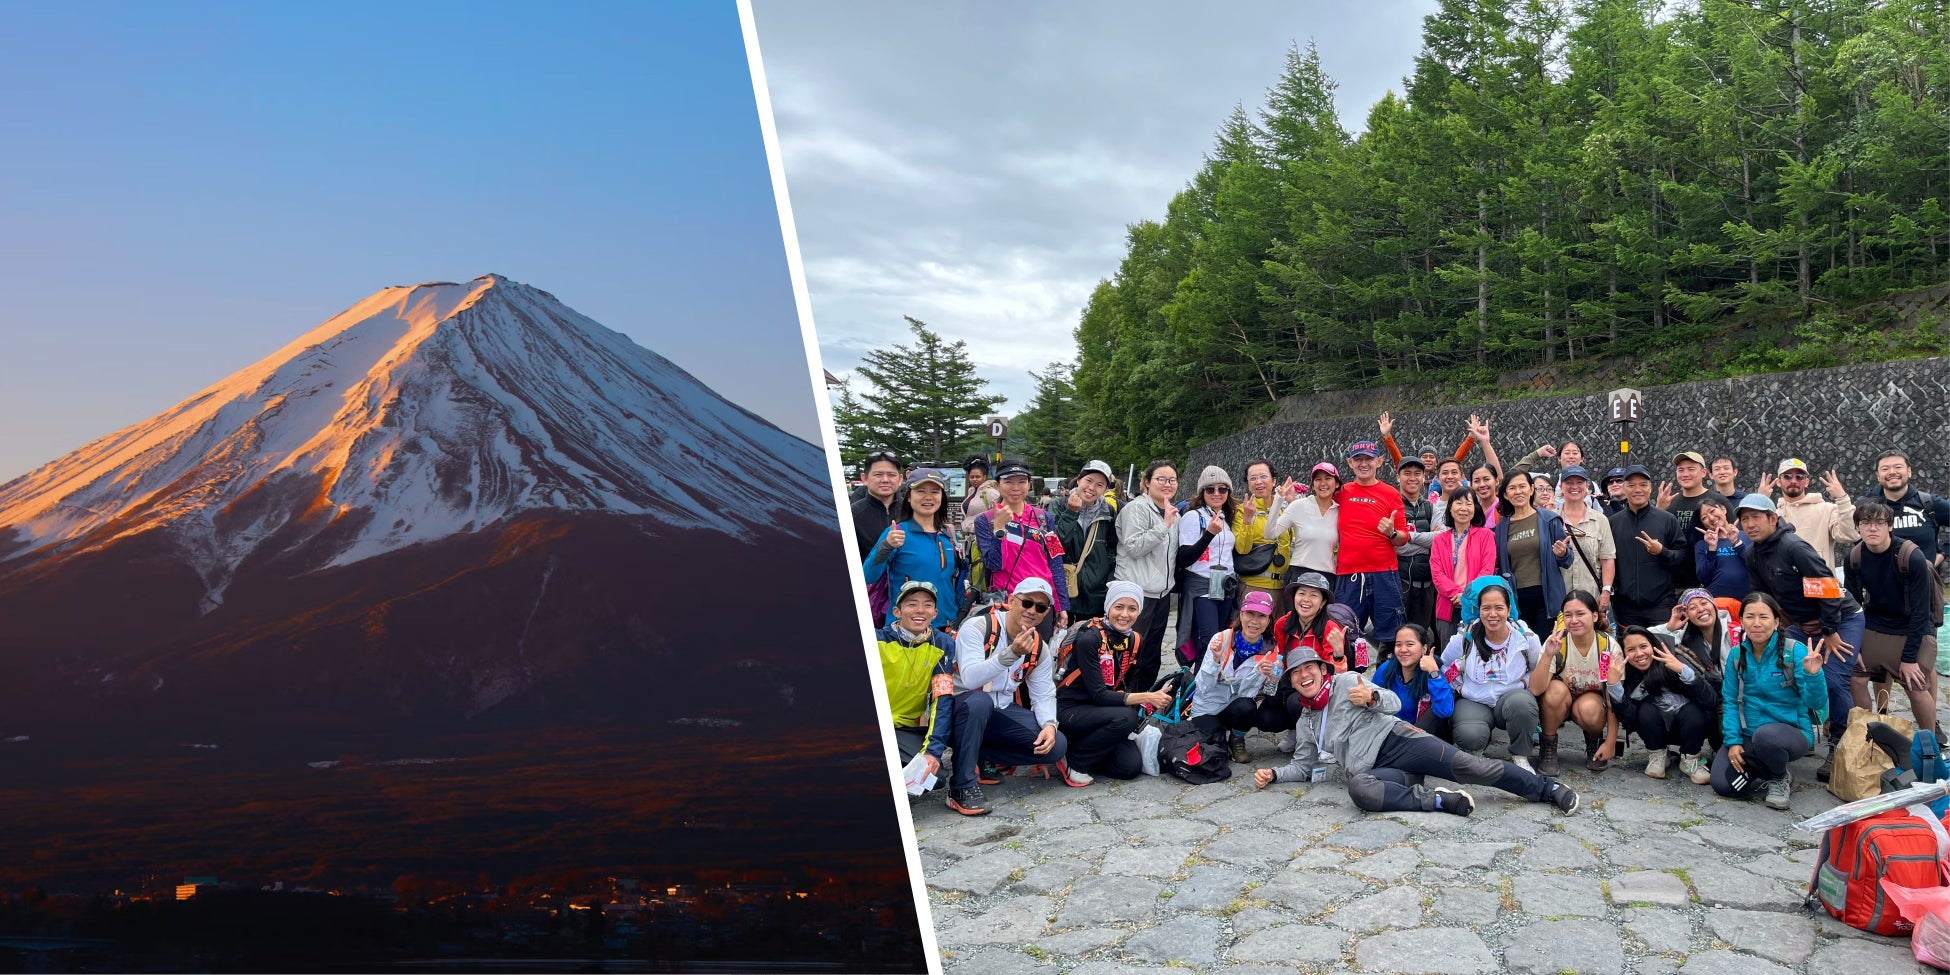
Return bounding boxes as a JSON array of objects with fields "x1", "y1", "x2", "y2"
[
  {"x1": 862, "y1": 469, "x2": 964, "y2": 631},
  {"x1": 1372, "y1": 622, "x2": 1455, "y2": 741},
  {"x1": 1493, "y1": 470, "x2": 1573, "y2": 633},
  {"x1": 1692, "y1": 496, "x2": 1751, "y2": 600},
  {"x1": 1711, "y1": 591, "x2": 1830, "y2": 810}
]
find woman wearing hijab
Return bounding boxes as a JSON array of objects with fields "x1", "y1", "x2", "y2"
[
  {"x1": 1055, "y1": 581, "x2": 1175, "y2": 783},
  {"x1": 861, "y1": 469, "x2": 964, "y2": 631},
  {"x1": 1440, "y1": 578, "x2": 1550, "y2": 772},
  {"x1": 1175, "y1": 465, "x2": 1239, "y2": 668}
]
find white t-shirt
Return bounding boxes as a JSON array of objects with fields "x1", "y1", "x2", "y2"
[{"x1": 1180, "y1": 507, "x2": 1235, "y2": 578}]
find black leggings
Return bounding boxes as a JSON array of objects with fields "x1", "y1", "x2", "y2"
[
  {"x1": 1348, "y1": 726, "x2": 1558, "y2": 812},
  {"x1": 1058, "y1": 704, "x2": 1144, "y2": 779},
  {"x1": 1130, "y1": 596, "x2": 1173, "y2": 695},
  {"x1": 1618, "y1": 697, "x2": 1710, "y2": 754},
  {"x1": 1192, "y1": 697, "x2": 1288, "y2": 737},
  {"x1": 1516, "y1": 586, "x2": 1556, "y2": 635},
  {"x1": 1711, "y1": 723, "x2": 1811, "y2": 798}
]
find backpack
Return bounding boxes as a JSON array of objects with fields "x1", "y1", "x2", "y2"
[
  {"x1": 1158, "y1": 720, "x2": 1232, "y2": 784},
  {"x1": 1848, "y1": 539, "x2": 1947, "y2": 627},
  {"x1": 1049, "y1": 619, "x2": 1141, "y2": 693},
  {"x1": 1808, "y1": 803, "x2": 1950, "y2": 935},
  {"x1": 966, "y1": 606, "x2": 1046, "y2": 710}
]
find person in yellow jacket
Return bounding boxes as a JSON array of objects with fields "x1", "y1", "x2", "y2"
[
  {"x1": 876, "y1": 581, "x2": 955, "y2": 788},
  {"x1": 1235, "y1": 459, "x2": 1294, "y2": 618}
]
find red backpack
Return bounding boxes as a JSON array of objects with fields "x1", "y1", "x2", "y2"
[{"x1": 1809, "y1": 802, "x2": 1950, "y2": 935}]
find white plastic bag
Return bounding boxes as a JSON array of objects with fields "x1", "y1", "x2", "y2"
[
  {"x1": 902, "y1": 752, "x2": 937, "y2": 795},
  {"x1": 1134, "y1": 723, "x2": 1162, "y2": 776}
]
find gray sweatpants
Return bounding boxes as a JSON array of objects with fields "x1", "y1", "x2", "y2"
[{"x1": 1452, "y1": 688, "x2": 1541, "y2": 758}]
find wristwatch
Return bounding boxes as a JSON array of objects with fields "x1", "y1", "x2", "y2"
[{"x1": 1601, "y1": 585, "x2": 1614, "y2": 593}]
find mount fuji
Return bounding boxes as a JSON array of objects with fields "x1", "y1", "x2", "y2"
[{"x1": 0, "y1": 275, "x2": 854, "y2": 739}]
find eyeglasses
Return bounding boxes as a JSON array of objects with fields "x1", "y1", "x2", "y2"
[
  {"x1": 1780, "y1": 472, "x2": 1809, "y2": 480},
  {"x1": 1203, "y1": 485, "x2": 1230, "y2": 495},
  {"x1": 1151, "y1": 476, "x2": 1178, "y2": 485},
  {"x1": 1017, "y1": 598, "x2": 1052, "y2": 613}
]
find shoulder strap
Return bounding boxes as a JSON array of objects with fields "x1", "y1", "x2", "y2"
[
  {"x1": 1079, "y1": 518, "x2": 1102, "y2": 564},
  {"x1": 1898, "y1": 539, "x2": 1920, "y2": 576},
  {"x1": 1848, "y1": 541, "x2": 1863, "y2": 572}
]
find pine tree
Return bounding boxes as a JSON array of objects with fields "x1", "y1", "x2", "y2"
[{"x1": 832, "y1": 317, "x2": 1005, "y2": 468}]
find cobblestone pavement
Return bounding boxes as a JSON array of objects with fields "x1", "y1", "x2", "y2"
[{"x1": 915, "y1": 688, "x2": 1946, "y2": 974}]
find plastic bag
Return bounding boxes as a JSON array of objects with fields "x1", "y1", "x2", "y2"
[
  {"x1": 1881, "y1": 880, "x2": 1950, "y2": 968},
  {"x1": 1796, "y1": 780, "x2": 1950, "y2": 834},
  {"x1": 1831, "y1": 706, "x2": 1915, "y2": 801},
  {"x1": 1134, "y1": 723, "x2": 1162, "y2": 776},
  {"x1": 901, "y1": 752, "x2": 937, "y2": 796}
]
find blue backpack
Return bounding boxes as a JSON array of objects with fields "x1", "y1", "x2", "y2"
[{"x1": 1913, "y1": 729, "x2": 1950, "y2": 818}]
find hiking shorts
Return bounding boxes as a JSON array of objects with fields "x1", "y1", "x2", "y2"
[{"x1": 1855, "y1": 627, "x2": 1938, "y2": 684}]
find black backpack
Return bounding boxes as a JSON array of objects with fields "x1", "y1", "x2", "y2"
[
  {"x1": 1847, "y1": 539, "x2": 1947, "y2": 627},
  {"x1": 1158, "y1": 721, "x2": 1232, "y2": 784}
]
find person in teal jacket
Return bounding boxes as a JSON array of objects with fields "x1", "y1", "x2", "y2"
[
  {"x1": 1711, "y1": 591, "x2": 1830, "y2": 809},
  {"x1": 863, "y1": 469, "x2": 964, "y2": 631}
]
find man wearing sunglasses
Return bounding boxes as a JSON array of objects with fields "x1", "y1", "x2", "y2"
[
  {"x1": 1761, "y1": 458, "x2": 1857, "y2": 571},
  {"x1": 947, "y1": 578, "x2": 1069, "y2": 815}
]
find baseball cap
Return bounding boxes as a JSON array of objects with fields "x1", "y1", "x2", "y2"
[
  {"x1": 1241, "y1": 590, "x2": 1275, "y2": 616},
  {"x1": 995, "y1": 460, "x2": 1032, "y2": 480},
  {"x1": 1623, "y1": 465, "x2": 1653, "y2": 481},
  {"x1": 1348, "y1": 440, "x2": 1381, "y2": 459},
  {"x1": 1735, "y1": 494, "x2": 1777, "y2": 514},
  {"x1": 1011, "y1": 577, "x2": 1054, "y2": 599},
  {"x1": 1777, "y1": 458, "x2": 1810, "y2": 475},
  {"x1": 1672, "y1": 451, "x2": 1707, "y2": 468},
  {"x1": 1559, "y1": 464, "x2": 1591, "y2": 483},
  {"x1": 1397, "y1": 456, "x2": 1426, "y2": 471},
  {"x1": 1076, "y1": 459, "x2": 1114, "y2": 484},
  {"x1": 895, "y1": 580, "x2": 939, "y2": 604},
  {"x1": 905, "y1": 468, "x2": 949, "y2": 489},
  {"x1": 1603, "y1": 466, "x2": 1628, "y2": 485},
  {"x1": 1310, "y1": 462, "x2": 1340, "y2": 479}
]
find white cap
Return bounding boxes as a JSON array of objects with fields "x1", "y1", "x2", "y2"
[{"x1": 1012, "y1": 577, "x2": 1054, "y2": 599}]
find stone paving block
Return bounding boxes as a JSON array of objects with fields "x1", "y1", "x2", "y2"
[
  {"x1": 1501, "y1": 919, "x2": 1626, "y2": 975},
  {"x1": 1688, "y1": 820, "x2": 1785, "y2": 855},
  {"x1": 1124, "y1": 816, "x2": 1223, "y2": 847},
  {"x1": 1029, "y1": 926, "x2": 1126, "y2": 957},
  {"x1": 1254, "y1": 870, "x2": 1373, "y2": 919},
  {"x1": 1518, "y1": 831, "x2": 1601, "y2": 871},
  {"x1": 1347, "y1": 846, "x2": 1422, "y2": 881},
  {"x1": 1030, "y1": 822, "x2": 1121, "y2": 854},
  {"x1": 1099, "y1": 846, "x2": 1191, "y2": 879},
  {"x1": 1322, "y1": 818, "x2": 1413, "y2": 850},
  {"x1": 1429, "y1": 887, "x2": 1502, "y2": 925},
  {"x1": 1288, "y1": 847, "x2": 1349, "y2": 870},
  {"x1": 1034, "y1": 803, "x2": 1096, "y2": 829},
  {"x1": 1090, "y1": 796, "x2": 1175, "y2": 822},
  {"x1": 1608, "y1": 870, "x2": 1690, "y2": 907},
  {"x1": 1121, "y1": 914, "x2": 1224, "y2": 965},
  {"x1": 1201, "y1": 828, "x2": 1306, "y2": 867},
  {"x1": 1686, "y1": 861, "x2": 1803, "y2": 911},
  {"x1": 1325, "y1": 883, "x2": 1425, "y2": 932},
  {"x1": 1600, "y1": 796, "x2": 1695, "y2": 829},
  {"x1": 1705, "y1": 907, "x2": 1816, "y2": 966},
  {"x1": 1187, "y1": 789, "x2": 1295, "y2": 823},
  {"x1": 1228, "y1": 923, "x2": 1348, "y2": 964},
  {"x1": 937, "y1": 896, "x2": 1054, "y2": 945},
  {"x1": 1514, "y1": 872, "x2": 1606, "y2": 918},
  {"x1": 1460, "y1": 813, "x2": 1548, "y2": 843},
  {"x1": 1418, "y1": 841, "x2": 1516, "y2": 869},
  {"x1": 928, "y1": 848, "x2": 1035, "y2": 895},
  {"x1": 943, "y1": 947, "x2": 1053, "y2": 975},
  {"x1": 1353, "y1": 926, "x2": 1498, "y2": 974},
  {"x1": 1231, "y1": 905, "x2": 1284, "y2": 936},
  {"x1": 1052, "y1": 876, "x2": 1163, "y2": 930},
  {"x1": 1805, "y1": 935, "x2": 1929, "y2": 975},
  {"x1": 1065, "y1": 963, "x2": 1178, "y2": 975},
  {"x1": 1741, "y1": 848, "x2": 1819, "y2": 884},
  {"x1": 1624, "y1": 907, "x2": 1694, "y2": 955},
  {"x1": 1165, "y1": 864, "x2": 1251, "y2": 913},
  {"x1": 1264, "y1": 803, "x2": 1359, "y2": 837},
  {"x1": 1609, "y1": 833, "x2": 1709, "y2": 868},
  {"x1": 1677, "y1": 949, "x2": 1796, "y2": 975},
  {"x1": 1015, "y1": 858, "x2": 1094, "y2": 895}
]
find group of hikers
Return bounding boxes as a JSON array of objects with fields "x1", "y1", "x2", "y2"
[{"x1": 859, "y1": 413, "x2": 1950, "y2": 821}]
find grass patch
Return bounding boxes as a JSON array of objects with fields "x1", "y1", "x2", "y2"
[
  {"x1": 1023, "y1": 945, "x2": 1048, "y2": 960},
  {"x1": 1008, "y1": 868, "x2": 1025, "y2": 885},
  {"x1": 1159, "y1": 889, "x2": 1175, "y2": 900}
]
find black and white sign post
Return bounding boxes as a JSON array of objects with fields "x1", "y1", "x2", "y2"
[
  {"x1": 1609, "y1": 388, "x2": 1643, "y2": 461},
  {"x1": 984, "y1": 415, "x2": 1008, "y2": 466}
]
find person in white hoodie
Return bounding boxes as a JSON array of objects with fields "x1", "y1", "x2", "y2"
[
  {"x1": 1252, "y1": 646, "x2": 1579, "y2": 817},
  {"x1": 1112, "y1": 460, "x2": 1181, "y2": 695}
]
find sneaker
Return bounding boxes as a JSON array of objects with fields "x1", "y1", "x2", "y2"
[
  {"x1": 1765, "y1": 771, "x2": 1793, "y2": 810},
  {"x1": 1511, "y1": 755, "x2": 1535, "y2": 775},
  {"x1": 1549, "y1": 781, "x2": 1581, "y2": 815},
  {"x1": 1816, "y1": 742, "x2": 1836, "y2": 784},
  {"x1": 1276, "y1": 729, "x2": 1295, "y2": 753},
  {"x1": 1645, "y1": 749, "x2": 1670, "y2": 779},
  {"x1": 1536, "y1": 734, "x2": 1561, "y2": 777},
  {"x1": 977, "y1": 763, "x2": 1009, "y2": 786},
  {"x1": 1229, "y1": 735, "x2": 1251, "y2": 763},
  {"x1": 1055, "y1": 761, "x2": 1093, "y2": 788},
  {"x1": 1679, "y1": 752, "x2": 1711, "y2": 785},
  {"x1": 946, "y1": 785, "x2": 992, "y2": 816},
  {"x1": 1431, "y1": 787, "x2": 1476, "y2": 817}
]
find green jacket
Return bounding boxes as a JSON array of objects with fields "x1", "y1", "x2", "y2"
[{"x1": 1047, "y1": 498, "x2": 1119, "y2": 618}]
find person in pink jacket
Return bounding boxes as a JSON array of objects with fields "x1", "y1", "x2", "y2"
[{"x1": 1432, "y1": 487, "x2": 1498, "y2": 647}]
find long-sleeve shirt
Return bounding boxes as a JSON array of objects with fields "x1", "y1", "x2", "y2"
[
  {"x1": 1371, "y1": 658, "x2": 1455, "y2": 723},
  {"x1": 1743, "y1": 523, "x2": 1861, "y2": 636},
  {"x1": 1112, "y1": 496, "x2": 1177, "y2": 598},
  {"x1": 1270, "y1": 494, "x2": 1340, "y2": 576},
  {"x1": 1694, "y1": 532, "x2": 1752, "y2": 601},
  {"x1": 862, "y1": 520, "x2": 963, "y2": 630},
  {"x1": 1440, "y1": 624, "x2": 1544, "y2": 707},
  {"x1": 1844, "y1": 540, "x2": 1936, "y2": 661},
  {"x1": 1269, "y1": 672, "x2": 1404, "y2": 783},
  {"x1": 1776, "y1": 492, "x2": 1858, "y2": 569},
  {"x1": 1431, "y1": 527, "x2": 1498, "y2": 623},
  {"x1": 954, "y1": 608, "x2": 1057, "y2": 727},
  {"x1": 1608, "y1": 503, "x2": 1687, "y2": 611},
  {"x1": 1189, "y1": 628, "x2": 1275, "y2": 718}
]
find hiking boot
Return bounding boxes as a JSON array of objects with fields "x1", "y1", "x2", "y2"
[
  {"x1": 1583, "y1": 731, "x2": 1610, "y2": 772},
  {"x1": 946, "y1": 785, "x2": 992, "y2": 816},
  {"x1": 1431, "y1": 787, "x2": 1476, "y2": 817},
  {"x1": 1679, "y1": 752, "x2": 1712, "y2": 785},
  {"x1": 1276, "y1": 729, "x2": 1295, "y2": 753},
  {"x1": 977, "y1": 763, "x2": 1008, "y2": 786},
  {"x1": 1765, "y1": 770, "x2": 1793, "y2": 810},
  {"x1": 1549, "y1": 781, "x2": 1581, "y2": 814},
  {"x1": 1229, "y1": 735, "x2": 1251, "y2": 763},
  {"x1": 1055, "y1": 761, "x2": 1093, "y2": 788},
  {"x1": 1536, "y1": 734, "x2": 1562, "y2": 777},
  {"x1": 1511, "y1": 755, "x2": 1535, "y2": 775},
  {"x1": 1645, "y1": 749, "x2": 1670, "y2": 779},
  {"x1": 1816, "y1": 741, "x2": 1837, "y2": 784}
]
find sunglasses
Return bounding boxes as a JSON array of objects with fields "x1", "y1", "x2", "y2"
[
  {"x1": 862, "y1": 450, "x2": 899, "y2": 467},
  {"x1": 1202, "y1": 485, "x2": 1230, "y2": 495},
  {"x1": 1017, "y1": 598, "x2": 1052, "y2": 613},
  {"x1": 1780, "y1": 472, "x2": 1809, "y2": 480}
]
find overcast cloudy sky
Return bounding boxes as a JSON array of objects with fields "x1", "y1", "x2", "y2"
[{"x1": 752, "y1": 1, "x2": 1441, "y2": 413}]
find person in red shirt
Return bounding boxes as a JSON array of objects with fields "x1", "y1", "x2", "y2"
[{"x1": 1336, "y1": 440, "x2": 1414, "y2": 656}]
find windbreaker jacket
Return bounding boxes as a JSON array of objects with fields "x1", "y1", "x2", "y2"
[
  {"x1": 1371, "y1": 657, "x2": 1455, "y2": 723},
  {"x1": 1112, "y1": 496, "x2": 1177, "y2": 598},
  {"x1": 1742, "y1": 522, "x2": 1861, "y2": 635},
  {"x1": 976, "y1": 506, "x2": 1069, "y2": 614},
  {"x1": 1721, "y1": 633, "x2": 1827, "y2": 748},
  {"x1": 1233, "y1": 500, "x2": 1293, "y2": 594},
  {"x1": 1269, "y1": 672, "x2": 1406, "y2": 782},
  {"x1": 1047, "y1": 498, "x2": 1119, "y2": 618},
  {"x1": 876, "y1": 623, "x2": 955, "y2": 760},
  {"x1": 1189, "y1": 628, "x2": 1277, "y2": 717},
  {"x1": 862, "y1": 520, "x2": 963, "y2": 631}
]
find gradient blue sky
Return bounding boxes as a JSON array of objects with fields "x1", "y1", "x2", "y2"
[{"x1": 0, "y1": 1, "x2": 814, "y2": 480}]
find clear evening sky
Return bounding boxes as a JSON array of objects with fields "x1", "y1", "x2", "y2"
[{"x1": 0, "y1": 1, "x2": 816, "y2": 481}]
